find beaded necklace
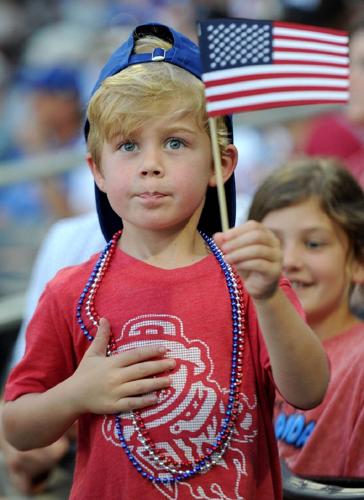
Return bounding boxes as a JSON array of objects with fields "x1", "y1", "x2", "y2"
[{"x1": 77, "y1": 230, "x2": 246, "y2": 484}]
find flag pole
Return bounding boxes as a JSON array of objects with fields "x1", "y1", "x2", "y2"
[{"x1": 208, "y1": 116, "x2": 229, "y2": 232}]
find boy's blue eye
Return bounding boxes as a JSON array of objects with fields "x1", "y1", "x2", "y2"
[
  {"x1": 119, "y1": 142, "x2": 137, "y2": 152},
  {"x1": 166, "y1": 138, "x2": 185, "y2": 150}
]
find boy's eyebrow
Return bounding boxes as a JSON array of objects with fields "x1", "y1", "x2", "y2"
[
  {"x1": 164, "y1": 125, "x2": 197, "y2": 134},
  {"x1": 132, "y1": 124, "x2": 199, "y2": 136}
]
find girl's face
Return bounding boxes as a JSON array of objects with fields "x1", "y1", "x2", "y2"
[{"x1": 262, "y1": 197, "x2": 360, "y2": 338}]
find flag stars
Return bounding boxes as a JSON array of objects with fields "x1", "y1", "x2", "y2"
[{"x1": 202, "y1": 20, "x2": 274, "y2": 70}]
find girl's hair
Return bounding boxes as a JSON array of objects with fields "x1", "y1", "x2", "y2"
[
  {"x1": 248, "y1": 157, "x2": 364, "y2": 262},
  {"x1": 87, "y1": 35, "x2": 229, "y2": 166}
]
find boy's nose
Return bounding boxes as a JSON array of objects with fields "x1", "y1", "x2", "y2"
[
  {"x1": 140, "y1": 149, "x2": 164, "y2": 176},
  {"x1": 141, "y1": 166, "x2": 163, "y2": 176}
]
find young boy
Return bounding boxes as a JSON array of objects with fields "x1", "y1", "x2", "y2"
[{"x1": 2, "y1": 23, "x2": 328, "y2": 499}]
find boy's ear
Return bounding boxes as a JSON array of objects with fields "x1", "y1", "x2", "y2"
[
  {"x1": 208, "y1": 144, "x2": 238, "y2": 187},
  {"x1": 86, "y1": 153, "x2": 106, "y2": 192}
]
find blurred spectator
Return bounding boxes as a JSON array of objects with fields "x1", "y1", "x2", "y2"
[
  {"x1": 0, "y1": 51, "x2": 14, "y2": 160},
  {"x1": 301, "y1": 19, "x2": 364, "y2": 187},
  {"x1": 16, "y1": 66, "x2": 82, "y2": 155},
  {"x1": 281, "y1": 0, "x2": 350, "y2": 30},
  {"x1": 0, "y1": 18, "x2": 100, "y2": 224},
  {"x1": 227, "y1": 0, "x2": 282, "y2": 19},
  {"x1": 0, "y1": 64, "x2": 89, "y2": 223}
]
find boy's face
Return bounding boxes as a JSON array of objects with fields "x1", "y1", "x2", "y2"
[
  {"x1": 262, "y1": 197, "x2": 358, "y2": 338},
  {"x1": 88, "y1": 112, "x2": 222, "y2": 233}
]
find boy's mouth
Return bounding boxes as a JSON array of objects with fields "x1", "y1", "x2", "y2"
[{"x1": 138, "y1": 192, "x2": 167, "y2": 199}]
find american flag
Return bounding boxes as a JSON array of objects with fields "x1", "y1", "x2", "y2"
[{"x1": 198, "y1": 18, "x2": 349, "y2": 117}]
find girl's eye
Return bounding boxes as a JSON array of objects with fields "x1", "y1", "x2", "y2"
[
  {"x1": 305, "y1": 240, "x2": 323, "y2": 249},
  {"x1": 166, "y1": 138, "x2": 185, "y2": 150},
  {"x1": 119, "y1": 142, "x2": 137, "y2": 152}
]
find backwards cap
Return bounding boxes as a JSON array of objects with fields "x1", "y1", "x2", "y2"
[{"x1": 85, "y1": 23, "x2": 236, "y2": 241}]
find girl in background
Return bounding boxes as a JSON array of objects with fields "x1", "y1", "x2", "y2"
[{"x1": 248, "y1": 157, "x2": 364, "y2": 479}]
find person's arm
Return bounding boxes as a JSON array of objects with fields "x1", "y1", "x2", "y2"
[
  {"x1": 214, "y1": 221, "x2": 329, "y2": 409},
  {"x1": 3, "y1": 319, "x2": 175, "y2": 451},
  {"x1": 0, "y1": 400, "x2": 70, "y2": 494}
]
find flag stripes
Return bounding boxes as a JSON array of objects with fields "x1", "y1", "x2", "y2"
[{"x1": 198, "y1": 18, "x2": 349, "y2": 116}]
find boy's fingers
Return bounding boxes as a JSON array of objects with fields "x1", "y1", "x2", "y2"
[
  {"x1": 121, "y1": 374, "x2": 172, "y2": 398},
  {"x1": 118, "y1": 393, "x2": 162, "y2": 412},
  {"x1": 116, "y1": 345, "x2": 169, "y2": 367},
  {"x1": 224, "y1": 245, "x2": 281, "y2": 264},
  {"x1": 86, "y1": 318, "x2": 110, "y2": 356},
  {"x1": 121, "y1": 358, "x2": 175, "y2": 381}
]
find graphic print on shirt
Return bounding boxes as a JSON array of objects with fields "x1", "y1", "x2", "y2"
[
  {"x1": 275, "y1": 409, "x2": 316, "y2": 449},
  {"x1": 101, "y1": 313, "x2": 258, "y2": 499}
]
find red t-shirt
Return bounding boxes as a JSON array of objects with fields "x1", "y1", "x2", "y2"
[
  {"x1": 275, "y1": 323, "x2": 364, "y2": 479},
  {"x1": 5, "y1": 249, "x2": 300, "y2": 499}
]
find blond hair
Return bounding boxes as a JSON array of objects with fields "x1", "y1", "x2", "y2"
[{"x1": 87, "y1": 35, "x2": 229, "y2": 166}]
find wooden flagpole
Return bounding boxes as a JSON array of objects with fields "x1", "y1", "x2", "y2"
[{"x1": 208, "y1": 116, "x2": 229, "y2": 232}]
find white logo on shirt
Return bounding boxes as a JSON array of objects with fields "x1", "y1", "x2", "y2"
[{"x1": 102, "y1": 314, "x2": 258, "y2": 499}]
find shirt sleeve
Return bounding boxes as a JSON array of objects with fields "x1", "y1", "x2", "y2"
[{"x1": 4, "y1": 281, "x2": 78, "y2": 401}]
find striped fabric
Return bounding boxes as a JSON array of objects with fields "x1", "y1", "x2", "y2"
[{"x1": 198, "y1": 18, "x2": 349, "y2": 116}]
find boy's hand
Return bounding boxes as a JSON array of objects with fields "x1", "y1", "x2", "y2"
[
  {"x1": 214, "y1": 221, "x2": 282, "y2": 300},
  {"x1": 69, "y1": 318, "x2": 175, "y2": 415}
]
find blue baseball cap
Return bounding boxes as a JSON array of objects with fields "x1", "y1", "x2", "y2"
[{"x1": 85, "y1": 23, "x2": 236, "y2": 241}]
